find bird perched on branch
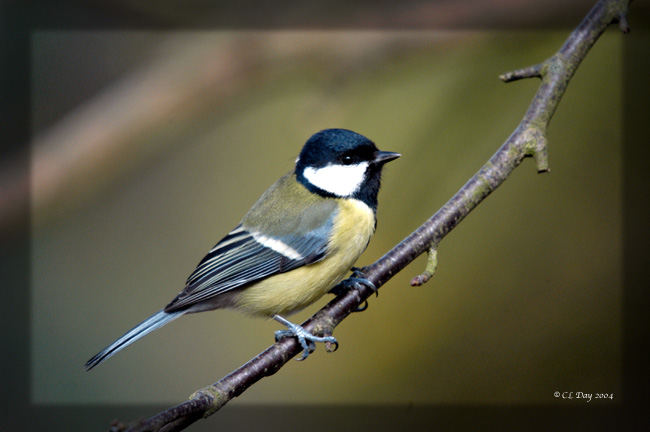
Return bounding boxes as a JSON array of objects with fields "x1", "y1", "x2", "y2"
[{"x1": 85, "y1": 128, "x2": 400, "y2": 370}]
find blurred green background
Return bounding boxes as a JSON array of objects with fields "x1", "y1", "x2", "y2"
[{"x1": 30, "y1": 30, "x2": 621, "y2": 405}]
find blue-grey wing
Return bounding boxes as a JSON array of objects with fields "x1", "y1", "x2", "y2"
[
  {"x1": 164, "y1": 222, "x2": 332, "y2": 312},
  {"x1": 165, "y1": 173, "x2": 339, "y2": 313}
]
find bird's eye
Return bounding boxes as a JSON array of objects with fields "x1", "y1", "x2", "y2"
[{"x1": 341, "y1": 155, "x2": 354, "y2": 165}]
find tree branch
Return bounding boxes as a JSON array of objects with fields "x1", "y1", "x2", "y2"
[{"x1": 119, "y1": 0, "x2": 631, "y2": 430}]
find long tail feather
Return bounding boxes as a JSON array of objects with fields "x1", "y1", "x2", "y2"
[{"x1": 85, "y1": 310, "x2": 184, "y2": 370}]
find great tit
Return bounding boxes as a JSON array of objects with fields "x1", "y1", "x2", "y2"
[{"x1": 85, "y1": 128, "x2": 400, "y2": 370}]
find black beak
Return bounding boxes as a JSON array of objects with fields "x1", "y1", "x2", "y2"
[{"x1": 372, "y1": 151, "x2": 401, "y2": 165}]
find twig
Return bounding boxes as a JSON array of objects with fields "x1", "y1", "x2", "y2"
[
  {"x1": 410, "y1": 247, "x2": 438, "y2": 286},
  {"x1": 122, "y1": 0, "x2": 632, "y2": 430}
]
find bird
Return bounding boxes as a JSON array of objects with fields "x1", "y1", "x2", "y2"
[{"x1": 85, "y1": 128, "x2": 400, "y2": 370}]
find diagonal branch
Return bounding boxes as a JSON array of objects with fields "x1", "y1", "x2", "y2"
[{"x1": 121, "y1": 0, "x2": 631, "y2": 430}]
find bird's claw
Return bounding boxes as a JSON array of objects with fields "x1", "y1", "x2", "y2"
[
  {"x1": 273, "y1": 315, "x2": 338, "y2": 360},
  {"x1": 329, "y1": 268, "x2": 377, "y2": 312},
  {"x1": 349, "y1": 267, "x2": 378, "y2": 296},
  {"x1": 355, "y1": 300, "x2": 369, "y2": 312}
]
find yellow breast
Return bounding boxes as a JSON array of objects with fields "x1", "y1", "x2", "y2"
[{"x1": 233, "y1": 198, "x2": 376, "y2": 317}]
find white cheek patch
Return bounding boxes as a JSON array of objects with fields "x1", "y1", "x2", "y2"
[{"x1": 303, "y1": 162, "x2": 368, "y2": 197}]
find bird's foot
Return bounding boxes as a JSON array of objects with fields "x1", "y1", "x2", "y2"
[
  {"x1": 273, "y1": 315, "x2": 338, "y2": 361},
  {"x1": 328, "y1": 267, "x2": 377, "y2": 312}
]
